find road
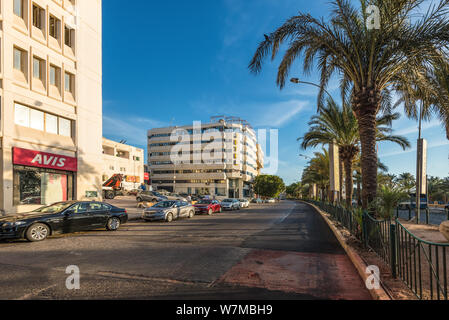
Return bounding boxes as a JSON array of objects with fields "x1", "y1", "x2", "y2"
[
  {"x1": 0, "y1": 201, "x2": 371, "y2": 300},
  {"x1": 396, "y1": 208, "x2": 448, "y2": 226}
]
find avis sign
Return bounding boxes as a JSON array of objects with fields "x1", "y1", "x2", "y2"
[{"x1": 13, "y1": 147, "x2": 78, "y2": 172}]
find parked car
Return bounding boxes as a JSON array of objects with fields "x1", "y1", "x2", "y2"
[
  {"x1": 142, "y1": 200, "x2": 195, "y2": 222},
  {"x1": 193, "y1": 199, "x2": 222, "y2": 215},
  {"x1": 238, "y1": 199, "x2": 250, "y2": 208},
  {"x1": 136, "y1": 191, "x2": 167, "y2": 203},
  {"x1": 251, "y1": 198, "x2": 263, "y2": 204},
  {"x1": 265, "y1": 198, "x2": 276, "y2": 203},
  {"x1": 221, "y1": 199, "x2": 241, "y2": 211},
  {"x1": 0, "y1": 201, "x2": 128, "y2": 242}
]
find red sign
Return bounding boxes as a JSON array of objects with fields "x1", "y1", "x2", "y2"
[
  {"x1": 13, "y1": 147, "x2": 78, "y2": 172},
  {"x1": 144, "y1": 172, "x2": 150, "y2": 181}
]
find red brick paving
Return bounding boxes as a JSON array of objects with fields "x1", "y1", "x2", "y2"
[{"x1": 219, "y1": 249, "x2": 372, "y2": 300}]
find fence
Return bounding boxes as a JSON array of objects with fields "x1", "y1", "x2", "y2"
[
  {"x1": 396, "y1": 220, "x2": 449, "y2": 300},
  {"x1": 305, "y1": 199, "x2": 449, "y2": 300}
]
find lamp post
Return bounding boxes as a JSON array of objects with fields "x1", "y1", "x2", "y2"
[{"x1": 290, "y1": 78, "x2": 334, "y2": 109}]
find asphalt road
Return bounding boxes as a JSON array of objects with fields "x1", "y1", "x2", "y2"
[
  {"x1": 396, "y1": 208, "x2": 448, "y2": 226},
  {"x1": 0, "y1": 201, "x2": 371, "y2": 300}
]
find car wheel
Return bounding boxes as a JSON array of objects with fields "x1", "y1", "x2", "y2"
[
  {"x1": 106, "y1": 217, "x2": 121, "y2": 231},
  {"x1": 137, "y1": 197, "x2": 142, "y2": 202},
  {"x1": 26, "y1": 223, "x2": 50, "y2": 242},
  {"x1": 208, "y1": 209, "x2": 213, "y2": 215},
  {"x1": 188, "y1": 210, "x2": 195, "y2": 218},
  {"x1": 219, "y1": 207, "x2": 222, "y2": 213},
  {"x1": 166, "y1": 213, "x2": 173, "y2": 223}
]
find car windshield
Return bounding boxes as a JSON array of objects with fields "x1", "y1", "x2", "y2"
[
  {"x1": 152, "y1": 201, "x2": 176, "y2": 208},
  {"x1": 239, "y1": 199, "x2": 246, "y2": 202},
  {"x1": 197, "y1": 200, "x2": 212, "y2": 204},
  {"x1": 222, "y1": 199, "x2": 233, "y2": 202},
  {"x1": 33, "y1": 202, "x2": 74, "y2": 213}
]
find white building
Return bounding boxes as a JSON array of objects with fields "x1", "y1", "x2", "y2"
[
  {"x1": 148, "y1": 117, "x2": 264, "y2": 199},
  {"x1": 102, "y1": 138, "x2": 144, "y2": 191}
]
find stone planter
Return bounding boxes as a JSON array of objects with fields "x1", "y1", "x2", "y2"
[{"x1": 439, "y1": 221, "x2": 449, "y2": 242}]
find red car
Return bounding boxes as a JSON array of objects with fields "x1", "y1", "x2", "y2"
[{"x1": 193, "y1": 199, "x2": 222, "y2": 215}]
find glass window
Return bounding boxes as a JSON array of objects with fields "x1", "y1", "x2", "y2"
[
  {"x1": 33, "y1": 57, "x2": 41, "y2": 79},
  {"x1": 59, "y1": 117, "x2": 71, "y2": 137},
  {"x1": 13, "y1": 166, "x2": 74, "y2": 205},
  {"x1": 33, "y1": 5, "x2": 44, "y2": 30},
  {"x1": 13, "y1": 48, "x2": 23, "y2": 71},
  {"x1": 65, "y1": 26, "x2": 73, "y2": 47},
  {"x1": 14, "y1": 103, "x2": 29, "y2": 127},
  {"x1": 49, "y1": 16, "x2": 59, "y2": 39},
  {"x1": 50, "y1": 66, "x2": 56, "y2": 85},
  {"x1": 14, "y1": 0, "x2": 23, "y2": 18},
  {"x1": 65, "y1": 73, "x2": 71, "y2": 92},
  {"x1": 45, "y1": 114, "x2": 58, "y2": 134},
  {"x1": 30, "y1": 109, "x2": 44, "y2": 131}
]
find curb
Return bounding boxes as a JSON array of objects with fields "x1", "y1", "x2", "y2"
[{"x1": 303, "y1": 201, "x2": 392, "y2": 301}]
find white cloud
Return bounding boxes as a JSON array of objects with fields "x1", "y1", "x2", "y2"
[{"x1": 253, "y1": 100, "x2": 307, "y2": 127}]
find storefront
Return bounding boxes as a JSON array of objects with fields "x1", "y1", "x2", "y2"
[{"x1": 12, "y1": 148, "x2": 77, "y2": 206}]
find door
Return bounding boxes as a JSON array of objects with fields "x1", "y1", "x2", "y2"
[
  {"x1": 62, "y1": 202, "x2": 92, "y2": 233},
  {"x1": 87, "y1": 202, "x2": 110, "y2": 227}
]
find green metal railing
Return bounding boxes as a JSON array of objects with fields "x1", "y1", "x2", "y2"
[
  {"x1": 305, "y1": 199, "x2": 449, "y2": 300},
  {"x1": 395, "y1": 220, "x2": 449, "y2": 300},
  {"x1": 363, "y1": 212, "x2": 391, "y2": 265}
]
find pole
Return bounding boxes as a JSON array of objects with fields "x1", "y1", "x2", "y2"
[{"x1": 416, "y1": 102, "x2": 423, "y2": 224}]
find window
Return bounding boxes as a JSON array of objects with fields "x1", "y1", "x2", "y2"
[
  {"x1": 33, "y1": 57, "x2": 44, "y2": 80},
  {"x1": 65, "y1": 72, "x2": 74, "y2": 92},
  {"x1": 14, "y1": 0, "x2": 23, "y2": 18},
  {"x1": 49, "y1": 15, "x2": 60, "y2": 39},
  {"x1": 50, "y1": 65, "x2": 60, "y2": 86},
  {"x1": 64, "y1": 25, "x2": 74, "y2": 47},
  {"x1": 14, "y1": 103, "x2": 30, "y2": 127},
  {"x1": 14, "y1": 102, "x2": 72, "y2": 137},
  {"x1": 13, "y1": 48, "x2": 25, "y2": 72},
  {"x1": 13, "y1": 166, "x2": 74, "y2": 205},
  {"x1": 59, "y1": 117, "x2": 71, "y2": 137},
  {"x1": 32, "y1": 5, "x2": 45, "y2": 30},
  {"x1": 45, "y1": 114, "x2": 58, "y2": 134},
  {"x1": 30, "y1": 109, "x2": 44, "y2": 131}
]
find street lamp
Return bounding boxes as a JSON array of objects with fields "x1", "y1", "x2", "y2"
[{"x1": 290, "y1": 78, "x2": 334, "y2": 110}]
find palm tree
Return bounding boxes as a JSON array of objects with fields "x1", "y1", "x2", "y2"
[
  {"x1": 249, "y1": 0, "x2": 449, "y2": 208},
  {"x1": 396, "y1": 172, "x2": 416, "y2": 194},
  {"x1": 301, "y1": 149, "x2": 330, "y2": 200},
  {"x1": 299, "y1": 99, "x2": 410, "y2": 207}
]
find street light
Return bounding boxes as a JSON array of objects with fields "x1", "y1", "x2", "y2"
[{"x1": 290, "y1": 78, "x2": 334, "y2": 110}]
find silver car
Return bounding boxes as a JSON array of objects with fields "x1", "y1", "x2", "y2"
[
  {"x1": 221, "y1": 199, "x2": 241, "y2": 211},
  {"x1": 142, "y1": 200, "x2": 195, "y2": 222}
]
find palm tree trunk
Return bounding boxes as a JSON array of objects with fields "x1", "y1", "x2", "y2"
[
  {"x1": 353, "y1": 88, "x2": 380, "y2": 209},
  {"x1": 357, "y1": 180, "x2": 362, "y2": 206},
  {"x1": 343, "y1": 157, "x2": 354, "y2": 208},
  {"x1": 339, "y1": 159, "x2": 344, "y2": 203}
]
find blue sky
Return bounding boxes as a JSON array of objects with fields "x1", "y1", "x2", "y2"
[{"x1": 102, "y1": 0, "x2": 449, "y2": 185}]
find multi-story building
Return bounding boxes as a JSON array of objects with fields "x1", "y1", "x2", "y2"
[
  {"x1": 102, "y1": 138, "x2": 144, "y2": 191},
  {"x1": 1, "y1": 1, "x2": 103, "y2": 213},
  {"x1": 147, "y1": 117, "x2": 264, "y2": 199}
]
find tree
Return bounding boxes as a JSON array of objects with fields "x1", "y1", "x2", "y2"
[
  {"x1": 254, "y1": 175, "x2": 286, "y2": 199},
  {"x1": 249, "y1": 0, "x2": 449, "y2": 209},
  {"x1": 299, "y1": 98, "x2": 409, "y2": 207},
  {"x1": 286, "y1": 182, "x2": 302, "y2": 198},
  {"x1": 395, "y1": 172, "x2": 416, "y2": 194},
  {"x1": 301, "y1": 149, "x2": 330, "y2": 200},
  {"x1": 372, "y1": 185, "x2": 408, "y2": 219}
]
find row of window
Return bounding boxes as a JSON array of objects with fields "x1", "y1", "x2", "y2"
[
  {"x1": 14, "y1": 102, "x2": 72, "y2": 137},
  {"x1": 13, "y1": 46, "x2": 75, "y2": 95},
  {"x1": 14, "y1": 0, "x2": 76, "y2": 49}
]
